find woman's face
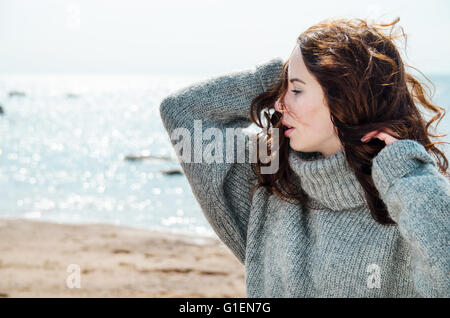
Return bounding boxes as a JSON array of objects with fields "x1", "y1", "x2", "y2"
[{"x1": 275, "y1": 45, "x2": 343, "y2": 158}]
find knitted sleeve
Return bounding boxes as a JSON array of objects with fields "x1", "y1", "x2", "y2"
[
  {"x1": 159, "y1": 58, "x2": 284, "y2": 264},
  {"x1": 371, "y1": 139, "x2": 450, "y2": 297}
]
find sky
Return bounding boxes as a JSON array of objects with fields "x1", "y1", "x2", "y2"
[{"x1": 1, "y1": 0, "x2": 449, "y2": 76}]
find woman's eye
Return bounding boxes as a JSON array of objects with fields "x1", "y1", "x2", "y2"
[{"x1": 291, "y1": 89, "x2": 302, "y2": 95}]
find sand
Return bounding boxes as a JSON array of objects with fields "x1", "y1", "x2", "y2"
[{"x1": 0, "y1": 219, "x2": 246, "y2": 298}]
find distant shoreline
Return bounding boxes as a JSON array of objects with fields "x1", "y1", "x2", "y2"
[{"x1": 0, "y1": 216, "x2": 218, "y2": 240}]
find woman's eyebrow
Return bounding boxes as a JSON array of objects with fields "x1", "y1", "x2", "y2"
[{"x1": 289, "y1": 78, "x2": 306, "y2": 85}]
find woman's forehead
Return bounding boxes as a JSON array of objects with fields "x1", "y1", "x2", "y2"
[{"x1": 288, "y1": 50, "x2": 308, "y2": 81}]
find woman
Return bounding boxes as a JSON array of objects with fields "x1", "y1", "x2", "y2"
[{"x1": 159, "y1": 17, "x2": 450, "y2": 297}]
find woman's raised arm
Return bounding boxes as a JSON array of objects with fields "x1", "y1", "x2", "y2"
[
  {"x1": 371, "y1": 139, "x2": 450, "y2": 297},
  {"x1": 159, "y1": 58, "x2": 284, "y2": 264}
]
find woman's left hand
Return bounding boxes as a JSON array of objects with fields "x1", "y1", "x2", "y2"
[{"x1": 361, "y1": 128, "x2": 399, "y2": 145}]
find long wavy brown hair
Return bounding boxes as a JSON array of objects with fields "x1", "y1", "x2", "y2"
[{"x1": 248, "y1": 17, "x2": 449, "y2": 225}]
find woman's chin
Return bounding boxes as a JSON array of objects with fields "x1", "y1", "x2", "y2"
[
  {"x1": 289, "y1": 139, "x2": 304, "y2": 151},
  {"x1": 290, "y1": 140, "x2": 316, "y2": 154}
]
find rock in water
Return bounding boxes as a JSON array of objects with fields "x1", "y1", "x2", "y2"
[
  {"x1": 124, "y1": 154, "x2": 174, "y2": 161},
  {"x1": 161, "y1": 169, "x2": 183, "y2": 176},
  {"x1": 8, "y1": 91, "x2": 26, "y2": 97}
]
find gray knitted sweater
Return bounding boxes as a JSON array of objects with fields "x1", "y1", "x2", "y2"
[{"x1": 159, "y1": 58, "x2": 450, "y2": 297}]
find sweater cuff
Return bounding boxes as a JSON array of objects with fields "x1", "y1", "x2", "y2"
[
  {"x1": 371, "y1": 139, "x2": 436, "y2": 198},
  {"x1": 255, "y1": 57, "x2": 284, "y2": 92}
]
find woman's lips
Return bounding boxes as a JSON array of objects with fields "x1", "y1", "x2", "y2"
[
  {"x1": 284, "y1": 127, "x2": 295, "y2": 137},
  {"x1": 281, "y1": 120, "x2": 296, "y2": 137}
]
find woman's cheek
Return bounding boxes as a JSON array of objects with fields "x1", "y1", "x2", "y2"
[{"x1": 293, "y1": 105, "x2": 312, "y2": 126}]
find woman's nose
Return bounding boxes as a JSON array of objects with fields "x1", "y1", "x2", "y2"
[{"x1": 274, "y1": 98, "x2": 286, "y2": 113}]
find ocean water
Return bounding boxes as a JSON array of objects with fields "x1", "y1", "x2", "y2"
[{"x1": 0, "y1": 73, "x2": 449, "y2": 238}]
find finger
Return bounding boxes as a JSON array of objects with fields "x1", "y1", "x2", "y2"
[
  {"x1": 384, "y1": 128, "x2": 401, "y2": 140},
  {"x1": 372, "y1": 132, "x2": 394, "y2": 145},
  {"x1": 362, "y1": 130, "x2": 379, "y2": 142},
  {"x1": 376, "y1": 132, "x2": 398, "y2": 145}
]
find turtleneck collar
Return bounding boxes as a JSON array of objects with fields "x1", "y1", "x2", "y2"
[{"x1": 288, "y1": 147, "x2": 368, "y2": 211}]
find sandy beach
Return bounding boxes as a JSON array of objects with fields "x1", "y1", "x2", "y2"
[{"x1": 0, "y1": 219, "x2": 246, "y2": 298}]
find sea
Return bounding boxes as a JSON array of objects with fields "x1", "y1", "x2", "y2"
[{"x1": 0, "y1": 73, "x2": 449, "y2": 239}]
